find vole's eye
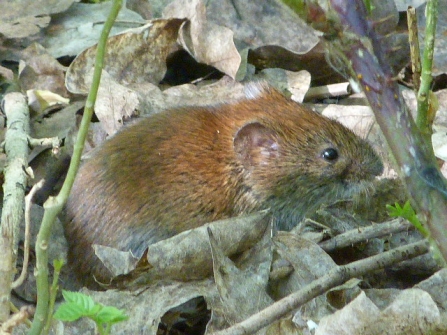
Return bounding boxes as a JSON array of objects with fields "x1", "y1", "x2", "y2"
[{"x1": 322, "y1": 148, "x2": 339, "y2": 161}]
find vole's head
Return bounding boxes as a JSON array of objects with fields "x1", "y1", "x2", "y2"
[{"x1": 233, "y1": 87, "x2": 383, "y2": 229}]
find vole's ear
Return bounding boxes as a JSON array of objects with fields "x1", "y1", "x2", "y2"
[{"x1": 234, "y1": 122, "x2": 280, "y2": 169}]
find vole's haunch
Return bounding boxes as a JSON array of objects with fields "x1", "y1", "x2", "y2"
[{"x1": 65, "y1": 83, "x2": 383, "y2": 288}]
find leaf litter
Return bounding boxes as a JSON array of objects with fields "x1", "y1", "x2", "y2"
[{"x1": 2, "y1": 0, "x2": 447, "y2": 334}]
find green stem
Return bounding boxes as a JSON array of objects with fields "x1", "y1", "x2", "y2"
[
  {"x1": 97, "y1": 323, "x2": 106, "y2": 335},
  {"x1": 416, "y1": 0, "x2": 438, "y2": 142},
  {"x1": 42, "y1": 260, "x2": 63, "y2": 335},
  {"x1": 28, "y1": 1, "x2": 123, "y2": 334}
]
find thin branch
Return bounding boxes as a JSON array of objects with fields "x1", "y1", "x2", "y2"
[
  {"x1": 27, "y1": 136, "x2": 61, "y2": 151},
  {"x1": 407, "y1": 6, "x2": 421, "y2": 90},
  {"x1": 319, "y1": 218, "x2": 413, "y2": 253},
  {"x1": 304, "y1": 82, "x2": 351, "y2": 101},
  {"x1": 0, "y1": 92, "x2": 30, "y2": 322},
  {"x1": 211, "y1": 240, "x2": 429, "y2": 335},
  {"x1": 12, "y1": 180, "x2": 45, "y2": 289}
]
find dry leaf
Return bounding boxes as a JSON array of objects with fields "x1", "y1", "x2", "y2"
[
  {"x1": 160, "y1": 77, "x2": 245, "y2": 108},
  {"x1": 316, "y1": 292, "x2": 381, "y2": 335},
  {"x1": 19, "y1": 43, "x2": 68, "y2": 99},
  {"x1": 0, "y1": 0, "x2": 73, "y2": 38},
  {"x1": 316, "y1": 289, "x2": 440, "y2": 335},
  {"x1": 88, "y1": 70, "x2": 140, "y2": 135},
  {"x1": 265, "y1": 316, "x2": 305, "y2": 335},
  {"x1": 27, "y1": 90, "x2": 69, "y2": 114},
  {"x1": 0, "y1": 65, "x2": 14, "y2": 81},
  {"x1": 30, "y1": 100, "x2": 82, "y2": 141},
  {"x1": 93, "y1": 245, "x2": 140, "y2": 279},
  {"x1": 207, "y1": 0, "x2": 318, "y2": 53},
  {"x1": 66, "y1": 19, "x2": 185, "y2": 94},
  {"x1": 207, "y1": 225, "x2": 273, "y2": 332},
  {"x1": 272, "y1": 232, "x2": 337, "y2": 299},
  {"x1": 271, "y1": 232, "x2": 340, "y2": 322},
  {"x1": 287, "y1": 70, "x2": 312, "y2": 103},
  {"x1": 415, "y1": 268, "x2": 447, "y2": 313},
  {"x1": 106, "y1": 211, "x2": 270, "y2": 288},
  {"x1": 0, "y1": 16, "x2": 50, "y2": 39},
  {"x1": 163, "y1": 0, "x2": 241, "y2": 79},
  {"x1": 65, "y1": 19, "x2": 186, "y2": 134},
  {"x1": 129, "y1": 78, "x2": 245, "y2": 125},
  {"x1": 43, "y1": 2, "x2": 146, "y2": 58},
  {"x1": 321, "y1": 105, "x2": 375, "y2": 138},
  {"x1": 254, "y1": 68, "x2": 311, "y2": 101}
]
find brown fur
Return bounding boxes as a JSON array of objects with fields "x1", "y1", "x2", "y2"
[{"x1": 65, "y1": 84, "x2": 383, "y2": 288}]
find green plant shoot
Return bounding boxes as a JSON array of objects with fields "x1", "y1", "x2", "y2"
[
  {"x1": 387, "y1": 200, "x2": 428, "y2": 237},
  {"x1": 54, "y1": 290, "x2": 128, "y2": 335}
]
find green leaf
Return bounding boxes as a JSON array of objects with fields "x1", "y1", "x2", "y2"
[
  {"x1": 54, "y1": 302, "x2": 86, "y2": 322},
  {"x1": 387, "y1": 200, "x2": 417, "y2": 222},
  {"x1": 282, "y1": 0, "x2": 306, "y2": 15},
  {"x1": 94, "y1": 306, "x2": 129, "y2": 324},
  {"x1": 54, "y1": 290, "x2": 128, "y2": 331},
  {"x1": 61, "y1": 291, "x2": 97, "y2": 314},
  {"x1": 386, "y1": 200, "x2": 428, "y2": 236},
  {"x1": 386, "y1": 202, "x2": 402, "y2": 217}
]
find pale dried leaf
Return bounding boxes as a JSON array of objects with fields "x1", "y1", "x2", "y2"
[
  {"x1": 0, "y1": 0, "x2": 73, "y2": 38},
  {"x1": 363, "y1": 288, "x2": 401, "y2": 310},
  {"x1": 366, "y1": 289, "x2": 440, "y2": 335},
  {"x1": 19, "y1": 43, "x2": 68, "y2": 98},
  {"x1": 30, "y1": 100, "x2": 82, "y2": 140},
  {"x1": 159, "y1": 78, "x2": 245, "y2": 109},
  {"x1": 433, "y1": 90, "x2": 447, "y2": 163},
  {"x1": 163, "y1": 0, "x2": 241, "y2": 79},
  {"x1": 432, "y1": 127, "x2": 447, "y2": 161},
  {"x1": 272, "y1": 232, "x2": 339, "y2": 321},
  {"x1": 272, "y1": 232, "x2": 337, "y2": 296},
  {"x1": 93, "y1": 245, "x2": 140, "y2": 278},
  {"x1": 287, "y1": 70, "x2": 312, "y2": 103},
  {"x1": 434, "y1": 89, "x2": 447, "y2": 126},
  {"x1": 141, "y1": 211, "x2": 269, "y2": 281},
  {"x1": 101, "y1": 211, "x2": 270, "y2": 287},
  {"x1": 207, "y1": 0, "x2": 318, "y2": 54},
  {"x1": 43, "y1": 2, "x2": 145, "y2": 58},
  {"x1": 0, "y1": 0, "x2": 73, "y2": 20},
  {"x1": 265, "y1": 317, "x2": 306, "y2": 335},
  {"x1": 317, "y1": 289, "x2": 441, "y2": 335},
  {"x1": 208, "y1": 226, "x2": 273, "y2": 330},
  {"x1": 316, "y1": 292, "x2": 381, "y2": 335},
  {"x1": 132, "y1": 78, "x2": 245, "y2": 122},
  {"x1": 415, "y1": 268, "x2": 447, "y2": 315},
  {"x1": 0, "y1": 16, "x2": 50, "y2": 38},
  {"x1": 89, "y1": 70, "x2": 140, "y2": 135},
  {"x1": 321, "y1": 105, "x2": 375, "y2": 138},
  {"x1": 66, "y1": 19, "x2": 184, "y2": 94},
  {"x1": 0, "y1": 65, "x2": 14, "y2": 81},
  {"x1": 27, "y1": 90, "x2": 69, "y2": 114}
]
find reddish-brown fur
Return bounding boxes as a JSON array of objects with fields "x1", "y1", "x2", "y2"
[{"x1": 65, "y1": 83, "x2": 383, "y2": 288}]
